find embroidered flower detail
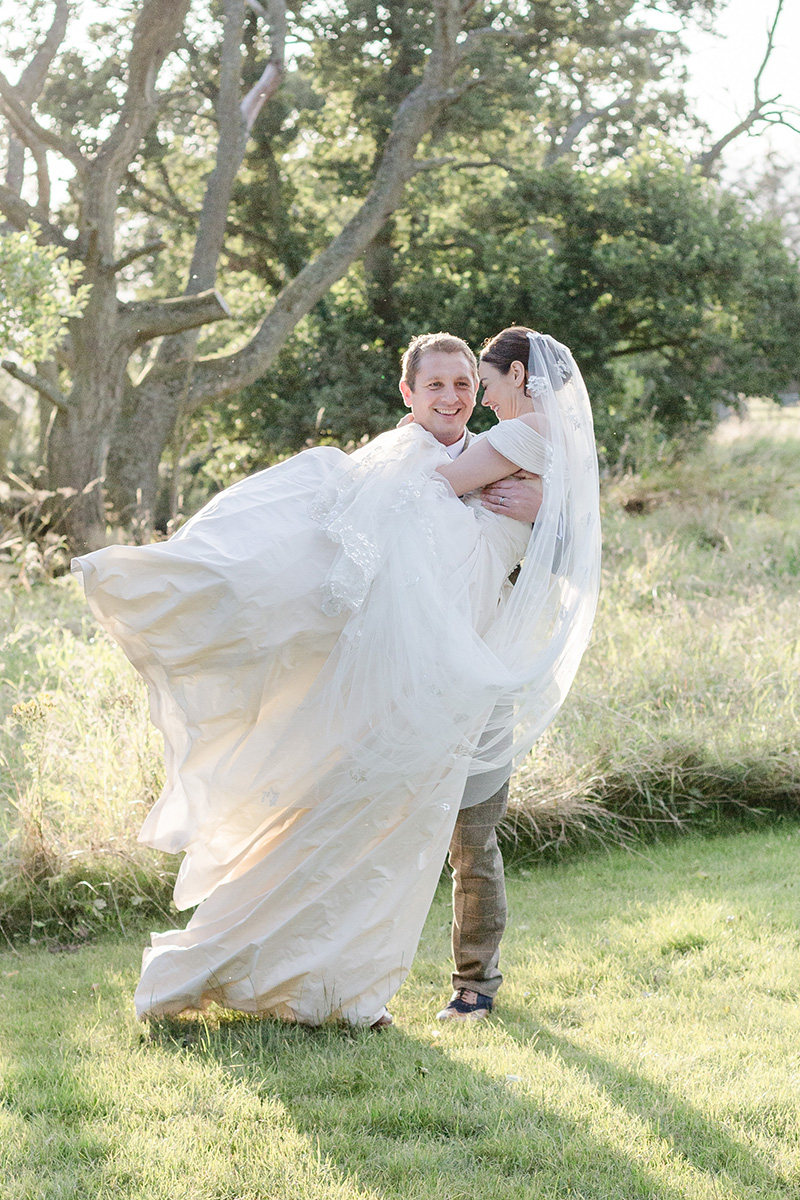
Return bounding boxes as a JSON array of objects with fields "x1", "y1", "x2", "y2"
[{"x1": 525, "y1": 375, "x2": 549, "y2": 400}]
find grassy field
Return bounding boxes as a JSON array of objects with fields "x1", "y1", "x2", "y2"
[
  {"x1": 2, "y1": 824, "x2": 800, "y2": 1199},
  {"x1": 1, "y1": 403, "x2": 799, "y2": 938},
  {"x1": 509, "y1": 401, "x2": 800, "y2": 848}
]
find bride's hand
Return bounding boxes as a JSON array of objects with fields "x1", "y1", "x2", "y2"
[
  {"x1": 396, "y1": 413, "x2": 415, "y2": 427},
  {"x1": 481, "y1": 471, "x2": 543, "y2": 523}
]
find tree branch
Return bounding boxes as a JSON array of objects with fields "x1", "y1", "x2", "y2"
[
  {"x1": 3, "y1": 0, "x2": 68, "y2": 199},
  {"x1": 0, "y1": 98, "x2": 54, "y2": 212},
  {"x1": 456, "y1": 24, "x2": 531, "y2": 61},
  {"x1": 0, "y1": 71, "x2": 87, "y2": 173},
  {"x1": 607, "y1": 340, "x2": 685, "y2": 359},
  {"x1": 411, "y1": 156, "x2": 512, "y2": 173},
  {"x1": 127, "y1": 163, "x2": 199, "y2": 221},
  {"x1": 118, "y1": 289, "x2": 232, "y2": 345},
  {"x1": 241, "y1": 0, "x2": 287, "y2": 132},
  {"x1": 146, "y1": 0, "x2": 287, "y2": 368},
  {"x1": 17, "y1": 0, "x2": 70, "y2": 98},
  {"x1": 544, "y1": 99, "x2": 622, "y2": 166},
  {"x1": 0, "y1": 182, "x2": 74, "y2": 248},
  {"x1": 694, "y1": 0, "x2": 793, "y2": 176},
  {"x1": 166, "y1": 0, "x2": 482, "y2": 406},
  {"x1": 1, "y1": 361, "x2": 71, "y2": 411},
  {"x1": 106, "y1": 238, "x2": 167, "y2": 274},
  {"x1": 92, "y1": 0, "x2": 192, "y2": 193}
]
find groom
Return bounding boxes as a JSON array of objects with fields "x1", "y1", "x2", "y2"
[{"x1": 398, "y1": 332, "x2": 542, "y2": 1021}]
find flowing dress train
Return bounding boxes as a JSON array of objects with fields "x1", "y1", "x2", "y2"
[{"x1": 73, "y1": 423, "x2": 537, "y2": 1024}]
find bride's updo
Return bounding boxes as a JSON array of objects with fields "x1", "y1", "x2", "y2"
[
  {"x1": 481, "y1": 326, "x2": 573, "y2": 392},
  {"x1": 480, "y1": 326, "x2": 533, "y2": 377}
]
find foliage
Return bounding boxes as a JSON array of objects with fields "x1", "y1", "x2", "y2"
[
  {"x1": 221, "y1": 150, "x2": 800, "y2": 474},
  {"x1": 3, "y1": 825, "x2": 800, "y2": 1197},
  {"x1": 0, "y1": 223, "x2": 89, "y2": 364},
  {"x1": 1, "y1": 0, "x2": 745, "y2": 546}
]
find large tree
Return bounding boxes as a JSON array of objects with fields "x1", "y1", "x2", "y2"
[{"x1": 1, "y1": 0, "x2": 726, "y2": 548}]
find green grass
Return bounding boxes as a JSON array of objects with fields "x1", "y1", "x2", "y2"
[{"x1": 3, "y1": 824, "x2": 800, "y2": 1198}]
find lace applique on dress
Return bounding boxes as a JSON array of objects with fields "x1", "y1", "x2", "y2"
[{"x1": 308, "y1": 426, "x2": 449, "y2": 616}]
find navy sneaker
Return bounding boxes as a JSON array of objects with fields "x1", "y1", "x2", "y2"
[{"x1": 436, "y1": 988, "x2": 493, "y2": 1021}]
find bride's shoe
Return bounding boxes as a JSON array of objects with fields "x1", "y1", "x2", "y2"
[{"x1": 370, "y1": 1007, "x2": 394, "y2": 1030}]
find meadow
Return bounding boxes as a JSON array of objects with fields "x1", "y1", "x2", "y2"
[
  {"x1": 2, "y1": 826, "x2": 800, "y2": 1198},
  {"x1": 1, "y1": 401, "x2": 799, "y2": 942}
]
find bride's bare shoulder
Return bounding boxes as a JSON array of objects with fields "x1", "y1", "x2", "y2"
[{"x1": 515, "y1": 413, "x2": 548, "y2": 436}]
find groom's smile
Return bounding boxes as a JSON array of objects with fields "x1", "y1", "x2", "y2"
[{"x1": 399, "y1": 350, "x2": 478, "y2": 447}]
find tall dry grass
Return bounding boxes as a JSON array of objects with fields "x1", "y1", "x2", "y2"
[{"x1": 508, "y1": 402, "x2": 800, "y2": 850}]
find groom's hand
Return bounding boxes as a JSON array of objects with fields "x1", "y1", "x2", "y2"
[{"x1": 480, "y1": 471, "x2": 543, "y2": 523}]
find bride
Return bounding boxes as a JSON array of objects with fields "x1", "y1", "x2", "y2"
[{"x1": 72, "y1": 327, "x2": 600, "y2": 1027}]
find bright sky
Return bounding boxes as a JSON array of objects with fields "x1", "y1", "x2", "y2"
[
  {"x1": 680, "y1": 0, "x2": 799, "y2": 170},
  {"x1": 3, "y1": 1, "x2": 798, "y2": 176}
]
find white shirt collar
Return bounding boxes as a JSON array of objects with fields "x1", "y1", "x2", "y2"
[{"x1": 443, "y1": 431, "x2": 467, "y2": 459}]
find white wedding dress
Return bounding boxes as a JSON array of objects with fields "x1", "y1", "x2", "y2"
[{"x1": 73, "y1": 421, "x2": 551, "y2": 1025}]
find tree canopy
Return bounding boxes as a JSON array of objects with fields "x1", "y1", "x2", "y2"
[{"x1": 0, "y1": 0, "x2": 797, "y2": 545}]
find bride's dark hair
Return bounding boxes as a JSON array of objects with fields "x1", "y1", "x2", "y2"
[
  {"x1": 479, "y1": 326, "x2": 535, "y2": 378},
  {"x1": 481, "y1": 325, "x2": 574, "y2": 391}
]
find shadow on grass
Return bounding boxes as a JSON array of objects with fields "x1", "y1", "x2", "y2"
[
  {"x1": 502, "y1": 1000, "x2": 793, "y2": 1195},
  {"x1": 143, "y1": 1008, "x2": 790, "y2": 1200}
]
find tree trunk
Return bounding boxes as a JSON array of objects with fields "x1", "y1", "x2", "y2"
[
  {"x1": 47, "y1": 408, "x2": 109, "y2": 552},
  {"x1": 47, "y1": 275, "x2": 129, "y2": 551},
  {"x1": 106, "y1": 368, "x2": 193, "y2": 525}
]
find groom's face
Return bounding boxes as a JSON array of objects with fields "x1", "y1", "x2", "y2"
[{"x1": 399, "y1": 350, "x2": 478, "y2": 446}]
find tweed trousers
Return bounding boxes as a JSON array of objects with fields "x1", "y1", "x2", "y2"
[{"x1": 447, "y1": 780, "x2": 509, "y2": 998}]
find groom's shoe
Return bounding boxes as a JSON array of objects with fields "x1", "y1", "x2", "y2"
[{"x1": 436, "y1": 988, "x2": 493, "y2": 1021}]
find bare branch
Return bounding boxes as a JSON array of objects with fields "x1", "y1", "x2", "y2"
[
  {"x1": 0, "y1": 71, "x2": 87, "y2": 172},
  {"x1": 412, "y1": 156, "x2": 512, "y2": 173},
  {"x1": 107, "y1": 238, "x2": 167, "y2": 274},
  {"x1": 92, "y1": 0, "x2": 192, "y2": 192},
  {"x1": 694, "y1": 1, "x2": 795, "y2": 176},
  {"x1": 118, "y1": 289, "x2": 232, "y2": 345},
  {"x1": 456, "y1": 24, "x2": 530, "y2": 60},
  {"x1": 241, "y1": 0, "x2": 287, "y2": 132},
  {"x1": 0, "y1": 97, "x2": 54, "y2": 212},
  {"x1": 16, "y1": 0, "x2": 70, "y2": 98},
  {"x1": 754, "y1": 0, "x2": 784, "y2": 99},
  {"x1": 1, "y1": 361, "x2": 71, "y2": 411},
  {"x1": 4, "y1": 0, "x2": 69, "y2": 198},
  {"x1": 241, "y1": 61, "x2": 282, "y2": 133},
  {"x1": 152, "y1": 162, "x2": 200, "y2": 219},
  {"x1": 544, "y1": 99, "x2": 623, "y2": 166},
  {"x1": 0, "y1": 181, "x2": 73, "y2": 248}
]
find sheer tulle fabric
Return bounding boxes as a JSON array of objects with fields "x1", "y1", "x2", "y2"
[{"x1": 464, "y1": 334, "x2": 602, "y2": 799}]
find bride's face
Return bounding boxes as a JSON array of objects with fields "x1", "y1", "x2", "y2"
[
  {"x1": 479, "y1": 360, "x2": 526, "y2": 420},
  {"x1": 399, "y1": 351, "x2": 477, "y2": 446}
]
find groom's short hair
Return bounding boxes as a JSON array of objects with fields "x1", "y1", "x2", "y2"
[{"x1": 401, "y1": 333, "x2": 477, "y2": 391}]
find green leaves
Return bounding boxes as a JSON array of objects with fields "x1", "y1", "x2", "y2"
[{"x1": 0, "y1": 223, "x2": 90, "y2": 366}]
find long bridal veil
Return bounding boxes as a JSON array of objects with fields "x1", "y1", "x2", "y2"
[{"x1": 466, "y1": 332, "x2": 602, "y2": 789}]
